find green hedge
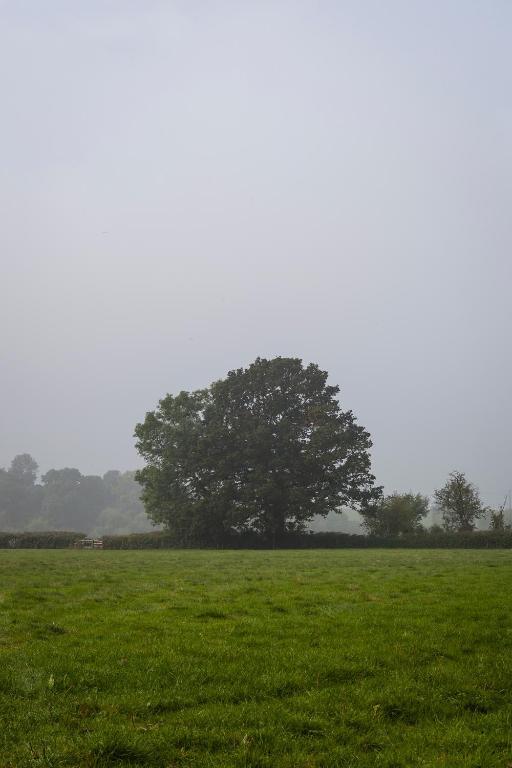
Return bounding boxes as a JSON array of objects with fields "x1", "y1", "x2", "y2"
[
  {"x1": 102, "y1": 529, "x2": 512, "y2": 549},
  {"x1": 0, "y1": 532, "x2": 85, "y2": 549},
  {"x1": 299, "y1": 530, "x2": 512, "y2": 549},
  {"x1": 103, "y1": 532, "x2": 179, "y2": 549},
  {"x1": 1, "y1": 529, "x2": 511, "y2": 549}
]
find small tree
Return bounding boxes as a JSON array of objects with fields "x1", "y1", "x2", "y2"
[
  {"x1": 361, "y1": 492, "x2": 429, "y2": 536},
  {"x1": 434, "y1": 471, "x2": 485, "y2": 532},
  {"x1": 490, "y1": 509, "x2": 505, "y2": 531},
  {"x1": 489, "y1": 499, "x2": 510, "y2": 531}
]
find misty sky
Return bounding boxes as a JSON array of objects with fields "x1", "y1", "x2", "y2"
[{"x1": 1, "y1": 1, "x2": 511, "y2": 506}]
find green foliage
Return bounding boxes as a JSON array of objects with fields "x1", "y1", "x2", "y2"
[
  {"x1": 490, "y1": 508, "x2": 506, "y2": 530},
  {"x1": 0, "y1": 454, "x2": 42, "y2": 529},
  {"x1": 429, "y1": 523, "x2": 444, "y2": 535},
  {"x1": 3, "y1": 527, "x2": 512, "y2": 552},
  {"x1": 99, "y1": 529, "x2": 512, "y2": 549},
  {"x1": 1, "y1": 549, "x2": 512, "y2": 766},
  {"x1": 360, "y1": 493, "x2": 429, "y2": 536},
  {"x1": 489, "y1": 503, "x2": 511, "y2": 532},
  {"x1": 0, "y1": 456, "x2": 156, "y2": 534},
  {"x1": 40, "y1": 468, "x2": 111, "y2": 531},
  {"x1": 0, "y1": 531, "x2": 84, "y2": 548},
  {"x1": 9, "y1": 453, "x2": 39, "y2": 484},
  {"x1": 92, "y1": 471, "x2": 158, "y2": 535},
  {"x1": 434, "y1": 471, "x2": 486, "y2": 532},
  {"x1": 135, "y1": 357, "x2": 380, "y2": 544}
]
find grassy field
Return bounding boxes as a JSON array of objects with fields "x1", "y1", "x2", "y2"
[{"x1": 0, "y1": 550, "x2": 511, "y2": 768}]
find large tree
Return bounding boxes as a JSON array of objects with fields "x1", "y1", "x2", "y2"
[
  {"x1": 434, "y1": 471, "x2": 486, "y2": 532},
  {"x1": 135, "y1": 357, "x2": 381, "y2": 544},
  {"x1": 360, "y1": 492, "x2": 429, "y2": 536}
]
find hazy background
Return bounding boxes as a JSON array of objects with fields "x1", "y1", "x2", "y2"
[{"x1": 1, "y1": 1, "x2": 511, "y2": 509}]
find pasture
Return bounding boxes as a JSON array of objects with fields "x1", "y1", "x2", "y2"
[{"x1": 0, "y1": 549, "x2": 511, "y2": 767}]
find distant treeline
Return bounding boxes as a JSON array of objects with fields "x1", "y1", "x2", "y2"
[
  {"x1": 2, "y1": 530, "x2": 512, "y2": 549},
  {"x1": 0, "y1": 452, "x2": 506, "y2": 546},
  {"x1": 0, "y1": 454, "x2": 156, "y2": 535}
]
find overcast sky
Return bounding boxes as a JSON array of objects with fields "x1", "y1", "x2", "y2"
[{"x1": 1, "y1": 1, "x2": 511, "y2": 505}]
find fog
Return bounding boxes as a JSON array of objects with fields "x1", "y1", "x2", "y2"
[{"x1": 1, "y1": 1, "x2": 511, "y2": 508}]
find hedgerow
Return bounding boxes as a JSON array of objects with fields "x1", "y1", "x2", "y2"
[
  {"x1": 0, "y1": 531, "x2": 85, "y2": 548},
  {"x1": 1, "y1": 529, "x2": 512, "y2": 549},
  {"x1": 102, "y1": 529, "x2": 512, "y2": 549}
]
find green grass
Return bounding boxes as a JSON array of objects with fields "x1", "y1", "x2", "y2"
[{"x1": 1, "y1": 550, "x2": 511, "y2": 767}]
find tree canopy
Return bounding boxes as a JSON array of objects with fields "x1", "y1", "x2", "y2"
[
  {"x1": 434, "y1": 471, "x2": 486, "y2": 532},
  {"x1": 135, "y1": 357, "x2": 381, "y2": 544},
  {"x1": 0, "y1": 455, "x2": 42, "y2": 530},
  {"x1": 360, "y1": 492, "x2": 429, "y2": 536}
]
